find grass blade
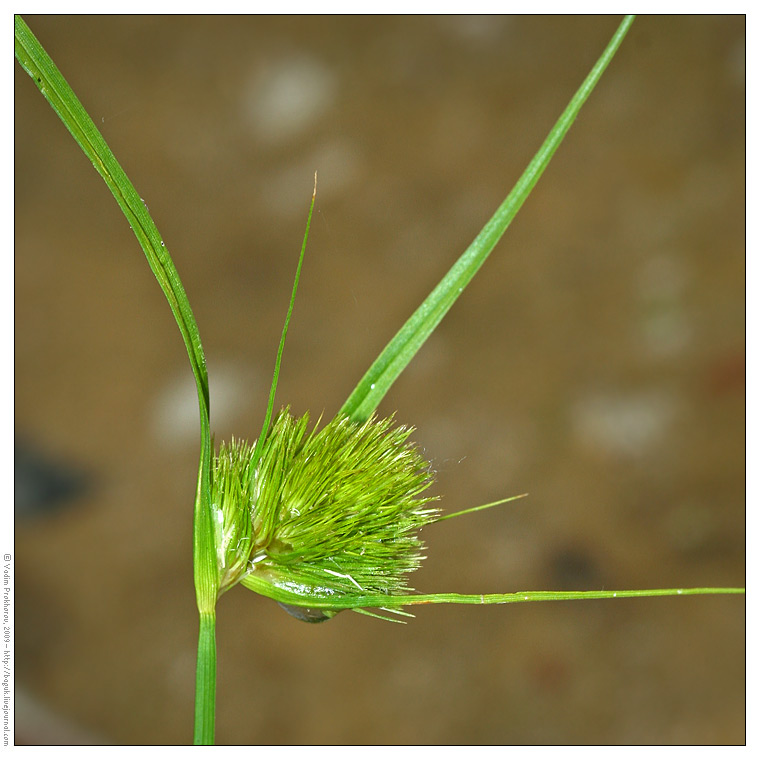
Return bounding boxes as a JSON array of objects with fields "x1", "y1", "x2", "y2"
[
  {"x1": 15, "y1": 14, "x2": 217, "y2": 744},
  {"x1": 340, "y1": 15, "x2": 636, "y2": 423},
  {"x1": 250, "y1": 175, "x2": 318, "y2": 471},
  {"x1": 241, "y1": 573, "x2": 744, "y2": 613}
]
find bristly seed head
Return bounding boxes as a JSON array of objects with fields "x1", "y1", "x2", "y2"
[{"x1": 210, "y1": 408, "x2": 439, "y2": 607}]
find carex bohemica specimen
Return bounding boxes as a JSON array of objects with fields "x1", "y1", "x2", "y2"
[{"x1": 211, "y1": 408, "x2": 439, "y2": 620}]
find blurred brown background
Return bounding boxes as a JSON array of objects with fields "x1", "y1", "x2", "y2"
[{"x1": 14, "y1": 15, "x2": 744, "y2": 745}]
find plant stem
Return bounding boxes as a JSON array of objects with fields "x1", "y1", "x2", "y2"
[{"x1": 194, "y1": 612, "x2": 217, "y2": 745}]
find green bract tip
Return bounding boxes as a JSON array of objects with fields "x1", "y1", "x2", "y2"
[{"x1": 211, "y1": 409, "x2": 439, "y2": 615}]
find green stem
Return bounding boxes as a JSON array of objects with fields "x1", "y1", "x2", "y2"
[{"x1": 194, "y1": 612, "x2": 217, "y2": 745}]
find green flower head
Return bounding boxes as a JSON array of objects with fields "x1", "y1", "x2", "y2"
[{"x1": 211, "y1": 408, "x2": 439, "y2": 619}]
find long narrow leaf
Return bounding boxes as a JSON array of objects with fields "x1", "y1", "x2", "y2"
[
  {"x1": 341, "y1": 15, "x2": 636, "y2": 423},
  {"x1": 15, "y1": 14, "x2": 218, "y2": 744},
  {"x1": 14, "y1": 13, "x2": 216, "y2": 607},
  {"x1": 241, "y1": 573, "x2": 744, "y2": 612}
]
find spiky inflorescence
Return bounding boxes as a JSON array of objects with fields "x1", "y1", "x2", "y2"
[{"x1": 210, "y1": 408, "x2": 439, "y2": 602}]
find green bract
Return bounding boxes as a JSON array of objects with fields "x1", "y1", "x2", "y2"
[{"x1": 213, "y1": 409, "x2": 438, "y2": 613}]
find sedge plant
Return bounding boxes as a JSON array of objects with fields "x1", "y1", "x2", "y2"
[{"x1": 14, "y1": 14, "x2": 744, "y2": 745}]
